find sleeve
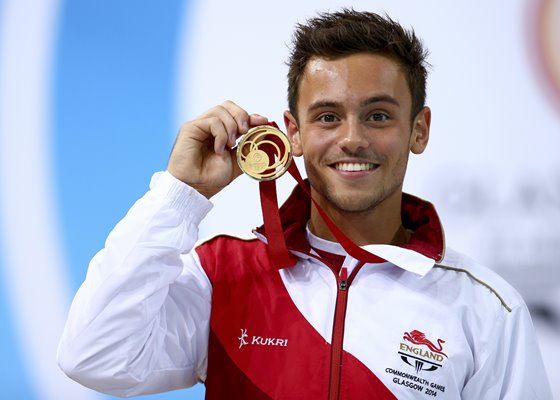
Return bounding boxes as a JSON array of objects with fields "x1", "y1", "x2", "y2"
[
  {"x1": 57, "y1": 171, "x2": 215, "y2": 397},
  {"x1": 461, "y1": 301, "x2": 553, "y2": 400}
]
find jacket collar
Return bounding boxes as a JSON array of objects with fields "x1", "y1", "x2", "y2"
[{"x1": 255, "y1": 182, "x2": 445, "y2": 276}]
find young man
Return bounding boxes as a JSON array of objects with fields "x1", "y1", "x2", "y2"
[{"x1": 57, "y1": 9, "x2": 553, "y2": 399}]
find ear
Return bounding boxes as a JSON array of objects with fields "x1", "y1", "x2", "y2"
[
  {"x1": 410, "y1": 106, "x2": 431, "y2": 155},
  {"x1": 284, "y1": 110, "x2": 303, "y2": 156}
]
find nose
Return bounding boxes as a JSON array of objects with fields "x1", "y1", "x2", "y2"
[{"x1": 338, "y1": 120, "x2": 369, "y2": 153}]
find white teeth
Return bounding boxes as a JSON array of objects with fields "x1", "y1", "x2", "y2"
[{"x1": 334, "y1": 163, "x2": 376, "y2": 171}]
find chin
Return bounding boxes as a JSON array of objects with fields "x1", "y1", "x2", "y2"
[{"x1": 326, "y1": 191, "x2": 384, "y2": 214}]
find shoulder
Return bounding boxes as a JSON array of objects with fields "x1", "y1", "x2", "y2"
[
  {"x1": 195, "y1": 232, "x2": 265, "y2": 258},
  {"x1": 434, "y1": 247, "x2": 525, "y2": 313},
  {"x1": 194, "y1": 233, "x2": 270, "y2": 283}
]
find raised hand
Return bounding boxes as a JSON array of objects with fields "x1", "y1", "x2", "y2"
[{"x1": 168, "y1": 101, "x2": 269, "y2": 198}]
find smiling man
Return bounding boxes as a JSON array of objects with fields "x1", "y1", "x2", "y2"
[
  {"x1": 57, "y1": 9, "x2": 553, "y2": 400},
  {"x1": 285, "y1": 52, "x2": 429, "y2": 246}
]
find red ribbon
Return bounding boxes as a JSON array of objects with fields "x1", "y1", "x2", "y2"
[{"x1": 258, "y1": 123, "x2": 385, "y2": 269}]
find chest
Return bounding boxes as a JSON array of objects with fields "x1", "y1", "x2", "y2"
[{"x1": 206, "y1": 258, "x2": 476, "y2": 399}]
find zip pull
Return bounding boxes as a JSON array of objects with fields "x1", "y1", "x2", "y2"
[{"x1": 339, "y1": 267, "x2": 348, "y2": 291}]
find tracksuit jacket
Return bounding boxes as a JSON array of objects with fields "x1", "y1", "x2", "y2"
[{"x1": 57, "y1": 171, "x2": 553, "y2": 399}]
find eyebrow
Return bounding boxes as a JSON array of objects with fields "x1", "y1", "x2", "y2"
[
  {"x1": 307, "y1": 100, "x2": 340, "y2": 112},
  {"x1": 307, "y1": 95, "x2": 401, "y2": 112},
  {"x1": 360, "y1": 95, "x2": 401, "y2": 108}
]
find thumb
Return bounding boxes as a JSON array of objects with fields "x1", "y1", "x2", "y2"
[{"x1": 229, "y1": 149, "x2": 244, "y2": 181}]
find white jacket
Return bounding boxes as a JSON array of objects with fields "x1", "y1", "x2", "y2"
[{"x1": 57, "y1": 171, "x2": 553, "y2": 399}]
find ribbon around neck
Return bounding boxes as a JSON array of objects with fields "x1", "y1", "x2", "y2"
[{"x1": 248, "y1": 122, "x2": 386, "y2": 270}]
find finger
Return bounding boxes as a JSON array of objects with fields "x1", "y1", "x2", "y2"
[
  {"x1": 248, "y1": 113, "x2": 269, "y2": 127},
  {"x1": 190, "y1": 116, "x2": 230, "y2": 155},
  {"x1": 207, "y1": 116, "x2": 232, "y2": 155},
  {"x1": 220, "y1": 100, "x2": 251, "y2": 137},
  {"x1": 200, "y1": 104, "x2": 240, "y2": 149}
]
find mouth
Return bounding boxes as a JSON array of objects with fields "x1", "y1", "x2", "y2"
[{"x1": 332, "y1": 162, "x2": 378, "y2": 172}]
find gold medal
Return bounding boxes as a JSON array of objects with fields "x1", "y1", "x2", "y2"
[{"x1": 236, "y1": 125, "x2": 292, "y2": 181}]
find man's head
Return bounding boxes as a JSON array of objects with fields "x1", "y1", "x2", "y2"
[
  {"x1": 287, "y1": 9, "x2": 429, "y2": 122},
  {"x1": 282, "y1": 9, "x2": 432, "y2": 235}
]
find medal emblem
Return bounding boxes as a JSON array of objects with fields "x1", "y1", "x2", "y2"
[{"x1": 236, "y1": 125, "x2": 292, "y2": 180}]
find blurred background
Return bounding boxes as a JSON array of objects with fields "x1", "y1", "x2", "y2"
[{"x1": 1, "y1": 0, "x2": 558, "y2": 399}]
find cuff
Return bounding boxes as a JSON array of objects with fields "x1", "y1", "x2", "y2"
[{"x1": 149, "y1": 171, "x2": 213, "y2": 226}]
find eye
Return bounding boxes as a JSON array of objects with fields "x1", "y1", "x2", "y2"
[
  {"x1": 318, "y1": 113, "x2": 339, "y2": 123},
  {"x1": 367, "y1": 112, "x2": 389, "y2": 122}
]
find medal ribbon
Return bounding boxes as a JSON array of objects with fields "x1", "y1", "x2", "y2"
[{"x1": 254, "y1": 123, "x2": 385, "y2": 269}]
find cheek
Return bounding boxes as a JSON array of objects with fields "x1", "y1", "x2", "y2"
[
  {"x1": 300, "y1": 135, "x2": 328, "y2": 158},
  {"x1": 379, "y1": 126, "x2": 412, "y2": 155},
  {"x1": 374, "y1": 135, "x2": 407, "y2": 162}
]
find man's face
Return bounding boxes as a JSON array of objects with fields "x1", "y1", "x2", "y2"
[{"x1": 285, "y1": 53, "x2": 430, "y2": 214}]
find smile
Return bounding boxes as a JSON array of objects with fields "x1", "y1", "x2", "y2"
[{"x1": 334, "y1": 162, "x2": 378, "y2": 172}]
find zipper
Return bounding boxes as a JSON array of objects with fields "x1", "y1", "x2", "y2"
[
  {"x1": 328, "y1": 263, "x2": 364, "y2": 400},
  {"x1": 328, "y1": 266, "x2": 348, "y2": 400}
]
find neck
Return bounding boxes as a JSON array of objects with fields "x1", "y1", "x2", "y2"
[{"x1": 308, "y1": 188, "x2": 409, "y2": 247}]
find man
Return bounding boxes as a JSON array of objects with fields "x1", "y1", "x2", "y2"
[{"x1": 57, "y1": 9, "x2": 553, "y2": 399}]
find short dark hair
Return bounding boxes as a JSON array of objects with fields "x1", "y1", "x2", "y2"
[{"x1": 287, "y1": 9, "x2": 430, "y2": 121}]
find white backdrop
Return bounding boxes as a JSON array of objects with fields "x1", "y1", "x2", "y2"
[{"x1": 1, "y1": 0, "x2": 559, "y2": 399}]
